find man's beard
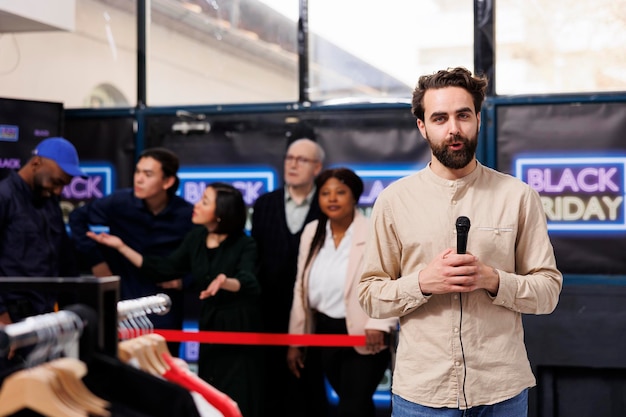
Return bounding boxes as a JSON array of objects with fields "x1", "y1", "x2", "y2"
[
  {"x1": 32, "y1": 175, "x2": 56, "y2": 207},
  {"x1": 426, "y1": 129, "x2": 478, "y2": 170}
]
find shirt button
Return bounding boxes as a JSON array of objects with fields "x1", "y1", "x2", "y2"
[
  {"x1": 453, "y1": 294, "x2": 458, "y2": 300},
  {"x1": 455, "y1": 361, "x2": 461, "y2": 367},
  {"x1": 454, "y1": 327, "x2": 459, "y2": 333},
  {"x1": 452, "y1": 200, "x2": 457, "y2": 205}
]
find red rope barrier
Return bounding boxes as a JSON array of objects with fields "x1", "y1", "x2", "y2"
[{"x1": 149, "y1": 329, "x2": 366, "y2": 347}]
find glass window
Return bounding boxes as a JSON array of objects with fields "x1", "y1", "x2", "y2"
[
  {"x1": 4, "y1": 1, "x2": 625, "y2": 108},
  {"x1": 307, "y1": 0, "x2": 475, "y2": 103},
  {"x1": 496, "y1": 0, "x2": 626, "y2": 95},
  {"x1": 147, "y1": 0, "x2": 299, "y2": 106},
  {"x1": 0, "y1": 0, "x2": 137, "y2": 108}
]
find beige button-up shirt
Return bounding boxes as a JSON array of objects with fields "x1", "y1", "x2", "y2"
[{"x1": 358, "y1": 162, "x2": 562, "y2": 409}]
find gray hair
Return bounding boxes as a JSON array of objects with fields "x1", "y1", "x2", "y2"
[{"x1": 288, "y1": 138, "x2": 325, "y2": 164}]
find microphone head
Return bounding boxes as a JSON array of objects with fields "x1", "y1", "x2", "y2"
[{"x1": 455, "y1": 216, "x2": 471, "y2": 233}]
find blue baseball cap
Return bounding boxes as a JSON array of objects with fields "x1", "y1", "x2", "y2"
[{"x1": 33, "y1": 137, "x2": 88, "y2": 178}]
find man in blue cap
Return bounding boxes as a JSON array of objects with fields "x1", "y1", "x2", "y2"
[{"x1": 0, "y1": 137, "x2": 87, "y2": 329}]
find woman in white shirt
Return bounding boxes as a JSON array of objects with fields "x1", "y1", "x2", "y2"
[{"x1": 287, "y1": 167, "x2": 397, "y2": 417}]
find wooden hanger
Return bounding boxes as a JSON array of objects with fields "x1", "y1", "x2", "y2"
[
  {"x1": 0, "y1": 365, "x2": 87, "y2": 417},
  {"x1": 44, "y1": 357, "x2": 111, "y2": 417},
  {"x1": 118, "y1": 337, "x2": 154, "y2": 374},
  {"x1": 0, "y1": 307, "x2": 109, "y2": 417},
  {"x1": 141, "y1": 333, "x2": 171, "y2": 371},
  {"x1": 136, "y1": 334, "x2": 169, "y2": 374},
  {"x1": 118, "y1": 335, "x2": 168, "y2": 376},
  {"x1": 144, "y1": 333, "x2": 171, "y2": 361}
]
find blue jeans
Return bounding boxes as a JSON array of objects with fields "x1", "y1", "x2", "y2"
[{"x1": 392, "y1": 389, "x2": 528, "y2": 417}]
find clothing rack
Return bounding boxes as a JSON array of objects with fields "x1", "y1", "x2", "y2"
[
  {"x1": 0, "y1": 309, "x2": 82, "y2": 355},
  {"x1": 0, "y1": 296, "x2": 234, "y2": 417},
  {"x1": 117, "y1": 293, "x2": 171, "y2": 323},
  {"x1": 117, "y1": 293, "x2": 171, "y2": 340},
  {"x1": 0, "y1": 276, "x2": 120, "y2": 356},
  {"x1": 0, "y1": 279, "x2": 172, "y2": 360},
  {"x1": 0, "y1": 306, "x2": 90, "y2": 367},
  {"x1": 0, "y1": 302, "x2": 210, "y2": 417},
  {"x1": 0, "y1": 293, "x2": 171, "y2": 369}
]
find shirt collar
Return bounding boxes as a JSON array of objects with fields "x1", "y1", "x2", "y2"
[
  {"x1": 131, "y1": 191, "x2": 173, "y2": 215},
  {"x1": 324, "y1": 219, "x2": 355, "y2": 240},
  {"x1": 426, "y1": 160, "x2": 483, "y2": 187},
  {"x1": 284, "y1": 185, "x2": 316, "y2": 205}
]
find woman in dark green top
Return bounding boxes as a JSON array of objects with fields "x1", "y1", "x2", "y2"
[{"x1": 88, "y1": 182, "x2": 262, "y2": 417}]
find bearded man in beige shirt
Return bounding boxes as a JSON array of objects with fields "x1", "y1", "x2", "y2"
[{"x1": 358, "y1": 67, "x2": 562, "y2": 417}]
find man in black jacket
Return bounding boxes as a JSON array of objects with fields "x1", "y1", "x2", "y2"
[
  {"x1": 0, "y1": 137, "x2": 86, "y2": 326},
  {"x1": 0, "y1": 137, "x2": 86, "y2": 370},
  {"x1": 252, "y1": 137, "x2": 326, "y2": 417}
]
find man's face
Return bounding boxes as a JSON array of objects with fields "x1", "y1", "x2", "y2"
[
  {"x1": 283, "y1": 141, "x2": 322, "y2": 188},
  {"x1": 417, "y1": 86, "x2": 480, "y2": 170},
  {"x1": 32, "y1": 157, "x2": 72, "y2": 200},
  {"x1": 133, "y1": 156, "x2": 173, "y2": 200}
]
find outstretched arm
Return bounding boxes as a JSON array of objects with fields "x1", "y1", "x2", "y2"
[
  {"x1": 86, "y1": 231, "x2": 144, "y2": 268},
  {"x1": 198, "y1": 273, "x2": 241, "y2": 299}
]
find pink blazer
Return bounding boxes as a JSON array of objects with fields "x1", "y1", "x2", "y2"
[{"x1": 288, "y1": 210, "x2": 398, "y2": 355}]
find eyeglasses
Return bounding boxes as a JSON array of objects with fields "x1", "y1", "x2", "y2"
[{"x1": 284, "y1": 155, "x2": 318, "y2": 165}]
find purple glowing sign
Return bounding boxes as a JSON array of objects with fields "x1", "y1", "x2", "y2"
[{"x1": 515, "y1": 157, "x2": 626, "y2": 231}]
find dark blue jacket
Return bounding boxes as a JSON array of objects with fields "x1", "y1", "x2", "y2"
[
  {"x1": 0, "y1": 170, "x2": 79, "y2": 319},
  {"x1": 68, "y1": 188, "x2": 193, "y2": 329}
]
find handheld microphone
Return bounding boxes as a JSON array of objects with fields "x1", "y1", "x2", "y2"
[{"x1": 455, "y1": 216, "x2": 471, "y2": 254}]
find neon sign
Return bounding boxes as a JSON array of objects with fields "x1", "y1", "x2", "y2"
[
  {"x1": 177, "y1": 167, "x2": 277, "y2": 206},
  {"x1": 176, "y1": 164, "x2": 422, "y2": 209},
  {"x1": 351, "y1": 166, "x2": 422, "y2": 206},
  {"x1": 62, "y1": 164, "x2": 115, "y2": 200},
  {"x1": 515, "y1": 157, "x2": 626, "y2": 231},
  {"x1": 60, "y1": 164, "x2": 115, "y2": 227},
  {"x1": 0, "y1": 125, "x2": 19, "y2": 142},
  {"x1": 0, "y1": 158, "x2": 20, "y2": 169}
]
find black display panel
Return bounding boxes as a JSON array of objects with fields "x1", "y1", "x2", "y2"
[
  {"x1": 497, "y1": 101, "x2": 626, "y2": 274},
  {"x1": 0, "y1": 97, "x2": 63, "y2": 177},
  {"x1": 145, "y1": 108, "x2": 429, "y2": 212}
]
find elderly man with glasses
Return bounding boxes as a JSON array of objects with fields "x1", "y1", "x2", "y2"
[{"x1": 252, "y1": 137, "x2": 328, "y2": 417}]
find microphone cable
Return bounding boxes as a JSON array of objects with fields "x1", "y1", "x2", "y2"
[{"x1": 459, "y1": 293, "x2": 468, "y2": 416}]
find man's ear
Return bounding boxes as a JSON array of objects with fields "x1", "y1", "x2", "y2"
[
  {"x1": 162, "y1": 175, "x2": 176, "y2": 191},
  {"x1": 416, "y1": 119, "x2": 427, "y2": 140},
  {"x1": 314, "y1": 163, "x2": 323, "y2": 177},
  {"x1": 30, "y1": 156, "x2": 43, "y2": 169}
]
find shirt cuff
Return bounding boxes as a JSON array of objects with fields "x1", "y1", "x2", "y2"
[
  {"x1": 398, "y1": 270, "x2": 429, "y2": 309},
  {"x1": 492, "y1": 270, "x2": 517, "y2": 310}
]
